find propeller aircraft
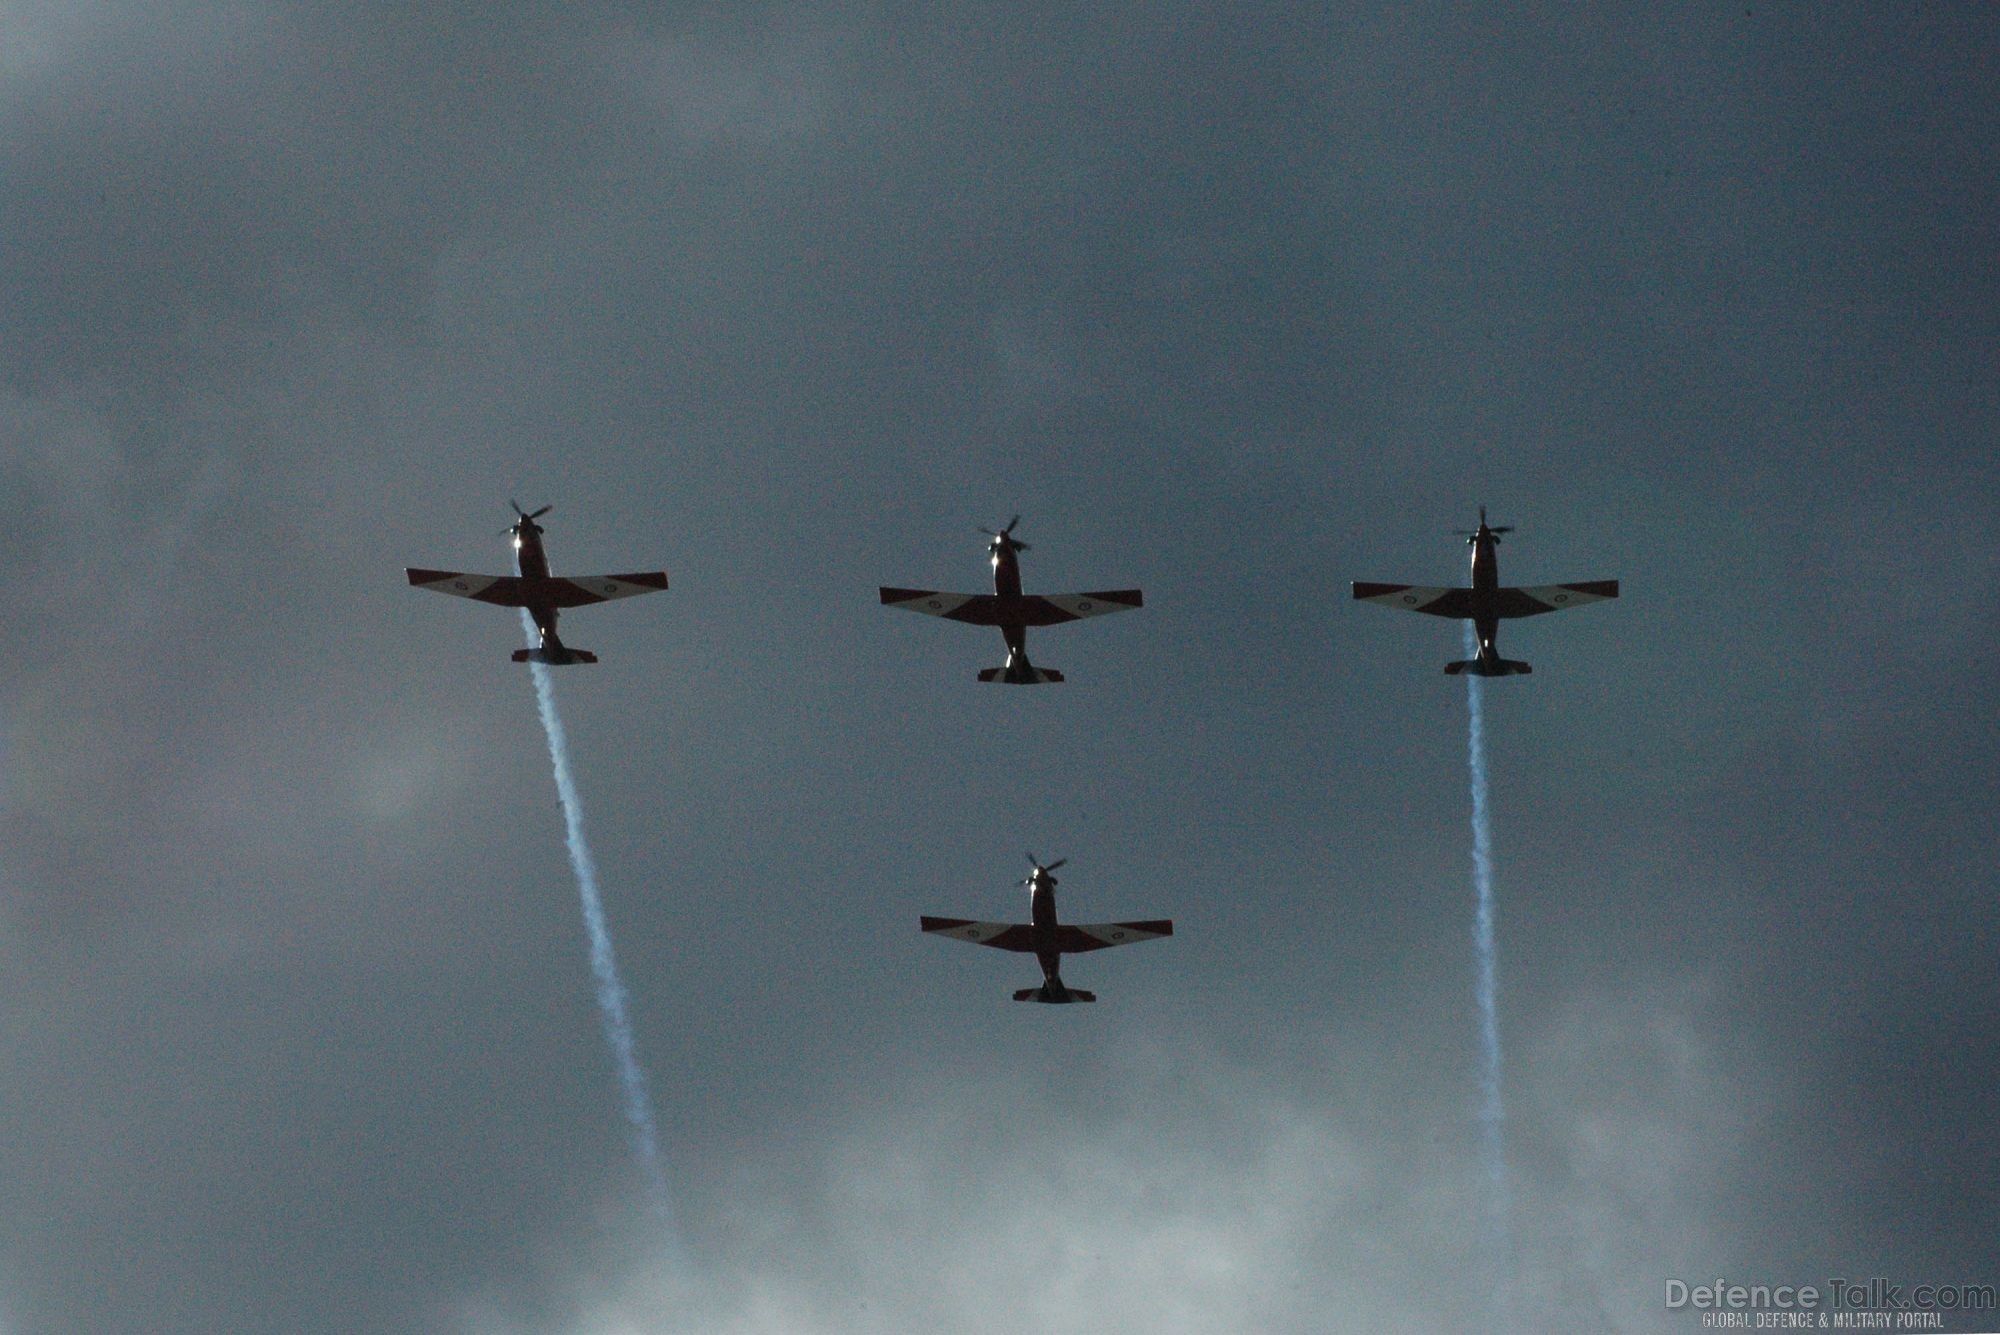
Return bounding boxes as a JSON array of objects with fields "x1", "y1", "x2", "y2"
[
  {"x1": 1353, "y1": 507, "x2": 1617, "y2": 675},
  {"x1": 879, "y1": 518, "x2": 1142, "y2": 683},
  {"x1": 921, "y1": 855, "x2": 1173, "y2": 1004},
  {"x1": 406, "y1": 503, "x2": 668, "y2": 665}
]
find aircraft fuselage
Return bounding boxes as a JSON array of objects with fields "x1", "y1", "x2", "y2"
[
  {"x1": 515, "y1": 523, "x2": 552, "y2": 581},
  {"x1": 1026, "y1": 868, "x2": 1067, "y2": 990},
  {"x1": 512, "y1": 520, "x2": 567, "y2": 652},
  {"x1": 990, "y1": 538, "x2": 1032, "y2": 667},
  {"x1": 1468, "y1": 523, "x2": 1503, "y2": 666}
]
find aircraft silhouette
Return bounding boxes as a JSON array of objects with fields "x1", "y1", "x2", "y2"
[
  {"x1": 921, "y1": 855, "x2": 1173, "y2": 1004},
  {"x1": 880, "y1": 518, "x2": 1142, "y2": 683},
  {"x1": 1353, "y1": 508, "x2": 1617, "y2": 675},
  {"x1": 407, "y1": 503, "x2": 668, "y2": 664}
]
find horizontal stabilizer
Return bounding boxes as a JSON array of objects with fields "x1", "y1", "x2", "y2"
[
  {"x1": 1013, "y1": 984, "x2": 1096, "y2": 1004},
  {"x1": 511, "y1": 646, "x2": 599, "y2": 666},
  {"x1": 976, "y1": 664, "x2": 1065, "y2": 685},
  {"x1": 1445, "y1": 657, "x2": 1530, "y2": 677}
]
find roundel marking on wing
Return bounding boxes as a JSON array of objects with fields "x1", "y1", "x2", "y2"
[
  {"x1": 928, "y1": 599, "x2": 942, "y2": 609},
  {"x1": 602, "y1": 583, "x2": 617, "y2": 593},
  {"x1": 1111, "y1": 930, "x2": 1125, "y2": 939},
  {"x1": 454, "y1": 580, "x2": 469, "y2": 590},
  {"x1": 1554, "y1": 593, "x2": 1569, "y2": 604},
  {"x1": 1079, "y1": 600, "x2": 1093, "y2": 611},
  {"x1": 1401, "y1": 594, "x2": 1418, "y2": 604}
]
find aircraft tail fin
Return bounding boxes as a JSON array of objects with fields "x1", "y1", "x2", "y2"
[
  {"x1": 1012, "y1": 983, "x2": 1095, "y2": 1004},
  {"x1": 978, "y1": 664, "x2": 1065, "y2": 685},
  {"x1": 511, "y1": 646, "x2": 599, "y2": 666},
  {"x1": 1444, "y1": 656, "x2": 1530, "y2": 677}
]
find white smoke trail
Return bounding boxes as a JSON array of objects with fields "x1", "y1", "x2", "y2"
[
  {"x1": 521, "y1": 613, "x2": 675, "y2": 1226},
  {"x1": 1462, "y1": 621, "x2": 1510, "y2": 1317}
]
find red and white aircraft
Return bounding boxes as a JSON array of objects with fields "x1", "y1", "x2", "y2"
[
  {"x1": 406, "y1": 503, "x2": 668, "y2": 665},
  {"x1": 879, "y1": 518, "x2": 1142, "y2": 684},
  {"x1": 921, "y1": 855, "x2": 1173, "y2": 1004},
  {"x1": 1353, "y1": 507, "x2": 1617, "y2": 676}
]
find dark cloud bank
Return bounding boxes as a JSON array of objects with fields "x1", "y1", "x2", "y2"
[{"x1": 3, "y1": 5, "x2": 1995, "y2": 1332}]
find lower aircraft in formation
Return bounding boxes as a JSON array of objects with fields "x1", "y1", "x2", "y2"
[
  {"x1": 921, "y1": 856, "x2": 1173, "y2": 1004},
  {"x1": 406, "y1": 503, "x2": 669, "y2": 664},
  {"x1": 1353, "y1": 508, "x2": 1618, "y2": 675},
  {"x1": 880, "y1": 517, "x2": 1142, "y2": 683}
]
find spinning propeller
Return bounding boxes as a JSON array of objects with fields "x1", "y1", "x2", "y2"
[
  {"x1": 1454, "y1": 506, "x2": 1512, "y2": 542},
  {"x1": 505, "y1": 500, "x2": 553, "y2": 535},
  {"x1": 1022, "y1": 852, "x2": 1067, "y2": 885},
  {"x1": 980, "y1": 515, "x2": 1030, "y2": 552}
]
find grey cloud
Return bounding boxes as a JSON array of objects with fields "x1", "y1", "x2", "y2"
[{"x1": 3, "y1": 4, "x2": 1996, "y2": 1332}]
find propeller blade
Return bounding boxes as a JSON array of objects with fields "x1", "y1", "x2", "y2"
[
  {"x1": 527, "y1": 505, "x2": 552, "y2": 520},
  {"x1": 1044, "y1": 858, "x2": 1066, "y2": 871},
  {"x1": 1003, "y1": 514, "x2": 1021, "y2": 534}
]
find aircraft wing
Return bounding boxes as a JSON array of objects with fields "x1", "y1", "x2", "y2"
[
  {"x1": 1031, "y1": 591, "x2": 1144, "y2": 623},
  {"x1": 408, "y1": 570, "x2": 668, "y2": 607},
  {"x1": 406, "y1": 570, "x2": 530, "y2": 605},
  {"x1": 920, "y1": 917, "x2": 1038, "y2": 951},
  {"x1": 1052, "y1": 920, "x2": 1174, "y2": 952},
  {"x1": 529, "y1": 573, "x2": 671, "y2": 606},
  {"x1": 880, "y1": 588, "x2": 1144, "y2": 626},
  {"x1": 879, "y1": 590, "x2": 989, "y2": 621},
  {"x1": 1351, "y1": 584, "x2": 1477, "y2": 618},
  {"x1": 1488, "y1": 581, "x2": 1619, "y2": 618}
]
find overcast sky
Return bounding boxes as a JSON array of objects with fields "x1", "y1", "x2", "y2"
[{"x1": 3, "y1": 5, "x2": 1997, "y2": 1332}]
